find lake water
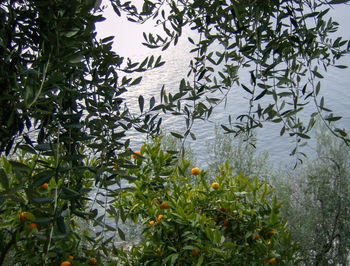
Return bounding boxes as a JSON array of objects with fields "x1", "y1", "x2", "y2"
[{"x1": 96, "y1": 2, "x2": 350, "y2": 169}]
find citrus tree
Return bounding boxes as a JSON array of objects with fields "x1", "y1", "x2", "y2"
[{"x1": 115, "y1": 138, "x2": 299, "y2": 265}]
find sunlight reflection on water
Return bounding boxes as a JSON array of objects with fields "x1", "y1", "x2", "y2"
[{"x1": 96, "y1": 1, "x2": 350, "y2": 169}]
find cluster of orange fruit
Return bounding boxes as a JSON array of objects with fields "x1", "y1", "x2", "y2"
[
  {"x1": 149, "y1": 214, "x2": 165, "y2": 227},
  {"x1": 191, "y1": 168, "x2": 220, "y2": 190},
  {"x1": 20, "y1": 212, "x2": 38, "y2": 232},
  {"x1": 61, "y1": 257, "x2": 97, "y2": 266}
]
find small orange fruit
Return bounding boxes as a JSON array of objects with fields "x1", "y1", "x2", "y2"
[
  {"x1": 20, "y1": 212, "x2": 26, "y2": 222},
  {"x1": 267, "y1": 258, "x2": 277, "y2": 264},
  {"x1": 39, "y1": 183, "x2": 48, "y2": 189},
  {"x1": 20, "y1": 211, "x2": 35, "y2": 222},
  {"x1": 156, "y1": 214, "x2": 165, "y2": 223},
  {"x1": 211, "y1": 182, "x2": 220, "y2": 190},
  {"x1": 223, "y1": 218, "x2": 230, "y2": 227},
  {"x1": 89, "y1": 258, "x2": 98, "y2": 265},
  {"x1": 191, "y1": 249, "x2": 199, "y2": 256},
  {"x1": 252, "y1": 233, "x2": 260, "y2": 240},
  {"x1": 30, "y1": 223, "x2": 38, "y2": 229},
  {"x1": 132, "y1": 151, "x2": 141, "y2": 159},
  {"x1": 27, "y1": 223, "x2": 38, "y2": 232},
  {"x1": 61, "y1": 261, "x2": 72, "y2": 266},
  {"x1": 68, "y1": 255, "x2": 74, "y2": 260},
  {"x1": 160, "y1": 202, "x2": 170, "y2": 209},
  {"x1": 267, "y1": 229, "x2": 277, "y2": 235},
  {"x1": 149, "y1": 220, "x2": 155, "y2": 227},
  {"x1": 156, "y1": 248, "x2": 163, "y2": 254},
  {"x1": 191, "y1": 167, "x2": 200, "y2": 175},
  {"x1": 113, "y1": 164, "x2": 119, "y2": 170}
]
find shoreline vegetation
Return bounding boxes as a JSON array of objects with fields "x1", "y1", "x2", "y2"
[{"x1": 1, "y1": 121, "x2": 349, "y2": 264}]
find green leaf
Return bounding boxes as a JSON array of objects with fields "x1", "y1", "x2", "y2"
[
  {"x1": 334, "y1": 65, "x2": 348, "y2": 69},
  {"x1": 57, "y1": 216, "x2": 67, "y2": 234},
  {"x1": 328, "y1": 0, "x2": 350, "y2": 4},
  {"x1": 118, "y1": 227, "x2": 125, "y2": 240},
  {"x1": 150, "y1": 96, "x2": 155, "y2": 109},
  {"x1": 18, "y1": 145, "x2": 37, "y2": 155},
  {"x1": 35, "y1": 217, "x2": 51, "y2": 225},
  {"x1": 190, "y1": 132, "x2": 196, "y2": 140},
  {"x1": 61, "y1": 154, "x2": 86, "y2": 161},
  {"x1": 0, "y1": 169, "x2": 9, "y2": 189},
  {"x1": 138, "y1": 95, "x2": 144, "y2": 113},
  {"x1": 312, "y1": 70, "x2": 324, "y2": 79},
  {"x1": 131, "y1": 76, "x2": 142, "y2": 86},
  {"x1": 241, "y1": 84, "x2": 252, "y2": 94},
  {"x1": 61, "y1": 186, "x2": 80, "y2": 199},
  {"x1": 35, "y1": 143, "x2": 52, "y2": 151},
  {"x1": 69, "y1": 54, "x2": 84, "y2": 64},
  {"x1": 32, "y1": 171, "x2": 55, "y2": 187},
  {"x1": 183, "y1": 245, "x2": 198, "y2": 250},
  {"x1": 325, "y1": 116, "x2": 342, "y2": 122},
  {"x1": 9, "y1": 161, "x2": 30, "y2": 172},
  {"x1": 254, "y1": 89, "x2": 267, "y2": 101},
  {"x1": 197, "y1": 254, "x2": 204, "y2": 266},
  {"x1": 32, "y1": 196, "x2": 54, "y2": 204},
  {"x1": 170, "y1": 132, "x2": 183, "y2": 139}
]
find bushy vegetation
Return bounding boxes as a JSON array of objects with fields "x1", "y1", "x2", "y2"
[
  {"x1": 202, "y1": 122, "x2": 350, "y2": 265},
  {"x1": 206, "y1": 126, "x2": 271, "y2": 180},
  {"x1": 114, "y1": 137, "x2": 299, "y2": 265},
  {"x1": 275, "y1": 123, "x2": 350, "y2": 265},
  {"x1": 1, "y1": 0, "x2": 350, "y2": 265}
]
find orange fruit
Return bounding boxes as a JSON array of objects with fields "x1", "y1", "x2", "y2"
[
  {"x1": 30, "y1": 223, "x2": 38, "y2": 229},
  {"x1": 156, "y1": 214, "x2": 164, "y2": 223},
  {"x1": 223, "y1": 218, "x2": 230, "y2": 227},
  {"x1": 160, "y1": 202, "x2": 170, "y2": 209},
  {"x1": 132, "y1": 151, "x2": 141, "y2": 159},
  {"x1": 211, "y1": 182, "x2": 220, "y2": 190},
  {"x1": 20, "y1": 211, "x2": 35, "y2": 222},
  {"x1": 39, "y1": 183, "x2": 48, "y2": 189},
  {"x1": 27, "y1": 223, "x2": 38, "y2": 232},
  {"x1": 113, "y1": 164, "x2": 119, "y2": 170},
  {"x1": 191, "y1": 168, "x2": 200, "y2": 175},
  {"x1": 156, "y1": 248, "x2": 163, "y2": 254},
  {"x1": 20, "y1": 212, "x2": 27, "y2": 222},
  {"x1": 68, "y1": 255, "x2": 74, "y2": 260},
  {"x1": 252, "y1": 233, "x2": 260, "y2": 240},
  {"x1": 267, "y1": 258, "x2": 277, "y2": 264},
  {"x1": 191, "y1": 249, "x2": 199, "y2": 256},
  {"x1": 61, "y1": 261, "x2": 72, "y2": 266},
  {"x1": 89, "y1": 258, "x2": 98, "y2": 265},
  {"x1": 148, "y1": 220, "x2": 155, "y2": 227},
  {"x1": 267, "y1": 229, "x2": 277, "y2": 235}
]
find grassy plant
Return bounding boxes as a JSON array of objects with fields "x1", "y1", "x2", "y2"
[
  {"x1": 274, "y1": 121, "x2": 350, "y2": 265},
  {"x1": 206, "y1": 126, "x2": 271, "y2": 181}
]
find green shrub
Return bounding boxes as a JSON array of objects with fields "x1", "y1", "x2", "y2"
[{"x1": 115, "y1": 137, "x2": 299, "y2": 265}]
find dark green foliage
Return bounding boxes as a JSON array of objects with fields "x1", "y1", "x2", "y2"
[{"x1": 0, "y1": 0, "x2": 164, "y2": 263}]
